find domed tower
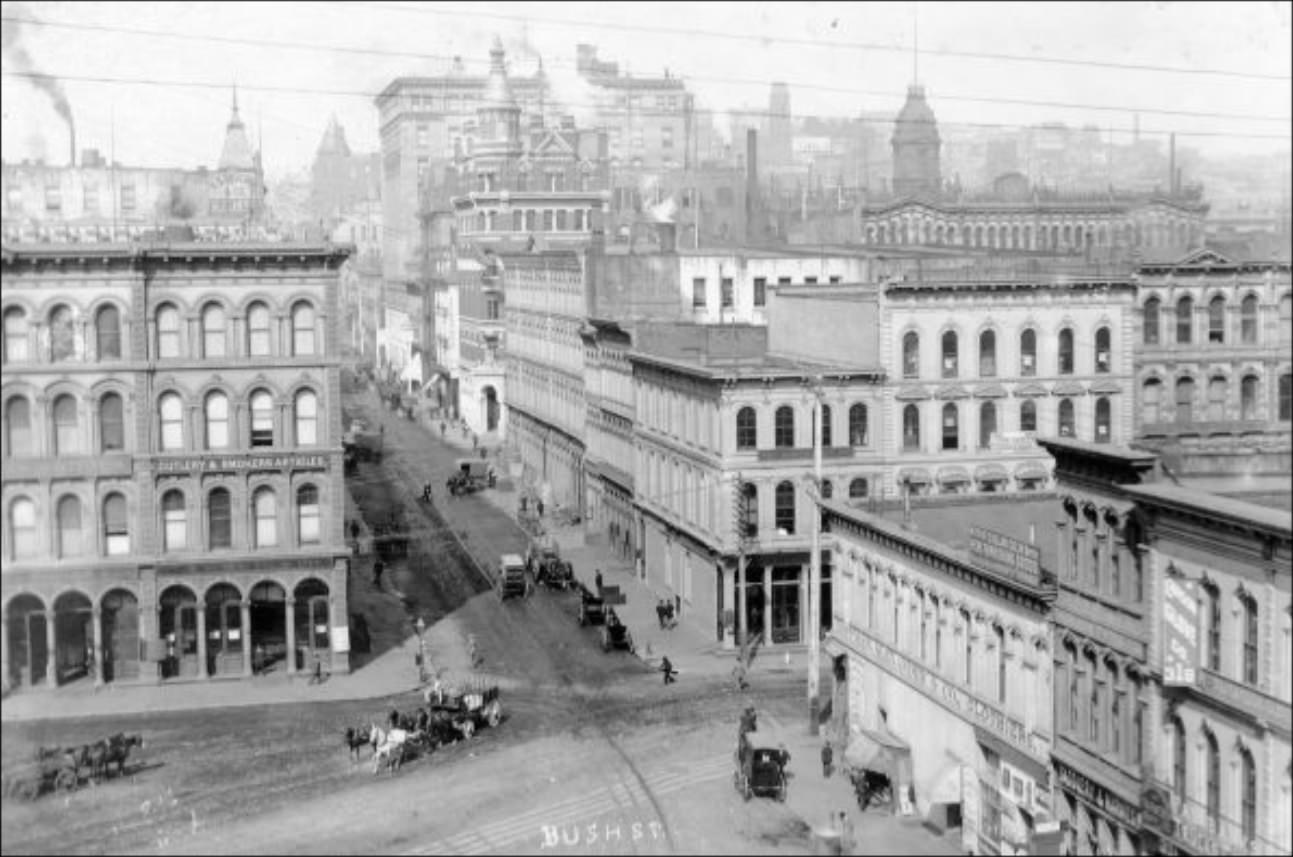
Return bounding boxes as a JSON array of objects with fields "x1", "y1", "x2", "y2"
[
  {"x1": 891, "y1": 84, "x2": 941, "y2": 198},
  {"x1": 475, "y1": 37, "x2": 522, "y2": 162}
]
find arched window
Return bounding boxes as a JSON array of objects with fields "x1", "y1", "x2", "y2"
[
  {"x1": 5, "y1": 396, "x2": 32, "y2": 457},
  {"x1": 295, "y1": 389, "x2": 318, "y2": 446},
  {"x1": 1241, "y1": 375, "x2": 1258, "y2": 421},
  {"x1": 1095, "y1": 327, "x2": 1111, "y2": 373},
  {"x1": 57, "y1": 494, "x2": 82, "y2": 557},
  {"x1": 774, "y1": 481, "x2": 795, "y2": 534},
  {"x1": 1058, "y1": 328, "x2": 1074, "y2": 375},
  {"x1": 1206, "y1": 376, "x2": 1227, "y2": 422},
  {"x1": 848, "y1": 478, "x2": 869, "y2": 500},
  {"x1": 297, "y1": 484, "x2": 320, "y2": 544},
  {"x1": 902, "y1": 331, "x2": 919, "y2": 378},
  {"x1": 1281, "y1": 374, "x2": 1292, "y2": 422},
  {"x1": 848, "y1": 404, "x2": 868, "y2": 446},
  {"x1": 1142, "y1": 379, "x2": 1162, "y2": 425},
  {"x1": 1058, "y1": 398, "x2": 1076, "y2": 437},
  {"x1": 208, "y1": 488, "x2": 232, "y2": 549},
  {"x1": 103, "y1": 492, "x2": 129, "y2": 555},
  {"x1": 96, "y1": 305, "x2": 121, "y2": 360},
  {"x1": 250, "y1": 390, "x2": 274, "y2": 447},
  {"x1": 1205, "y1": 583, "x2": 1221, "y2": 670},
  {"x1": 1143, "y1": 298, "x2": 1161, "y2": 345},
  {"x1": 159, "y1": 392, "x2": 183, "y2": 451},
  {"x1": 49, "y1": 304, "x2": 75, "y2": 362},
  {"x1": 820, "y1": 479, "x2": 833, "y2": 499},
  {"x1": 3, "y1": 306, "x2": 29, "y2": 363},
  {"x1": 941, "y1": 330, "x2": 958, "y2": 378},
  {"x1": 202, "y1": 303, "x2": 226, "y2": 358},
  {"x1": 736, "y1": 406, "x2": 756, "y2": 449},
  {"x1": 253, "y1": 487, "x2": 277, "y2": 548},
  {"x1": 1095, "y1": 397, "x2": 1111, "y2": 443},
  {"x1": 53, "y1": 393, "x2": 78, "y2": 455},
  {"x1": 961, "y1": 609, "x2": 974, "y2": 687},
  {"x1": 978, "y1": 402, "x2": 996, "y2": 449},
  {"x1": 903, "y1": 404, "x2": 920, "y2": 450},
  {"x1": 996, "y1": 625, "x2": 1007, "y2": 704},
  {"x1": 979, "y1": 330, "x2": 996, "y2": 377},
  {"x1": 1240, "y1": 747, "x2": 1257, "y2": 843},
  {"x1": 162, "y1": 490, "x2": 186, "y2": 551},
  {"x1": 9, "y1": 496, "x2": 37, "y2": 559},
  {"x1": 1205, "y1": 728, "x2": 1221, "y2": 828},
  {"x1": 247, "y1": 302, "x2": 271, "y2": 356},
  {"x1": 740, "y1": 483, "x2": 758, "y2": 537},
  {"x1": 205, "y1": 392, "x2": 229, "y2": 449},
  {"x1": 1208, "y1": 295, "x2": 1226, "y2": 344},
  {"x1": 1240, "y1": 294, "x2": 1259, "y2": 344},
  {"x1": 1176, "y1": 295, "x2": 1194, "y2": 344},
  {"x1": 941, "y1": 403, "x2": 959, "y2": 450},
  {"x1": 100, "y1": 392, "x2": 124, "y2": 452},
  {"x1": 1020, "y1": 399, "x2": 1037, "y2": 433},
  {"x1": 816, "y1": 404, "x2": 833, "y2": 447},
  {"x1": 774, "y1": 405, "x2": 794, "y2": 448},
  {"x1": 1171, "y1": 717, "x2": 1187, "y2": 797},
  {"x1": 1241, "y1": 594, "x2": 1258, "y2": 685},
  {"x1": 1281, "y1": 294, "x2": 1292, "y2": 345},
  {"x1": 156, "y1": 304, "x2": 180, "y2": 358},
  {"x1": 292, "y1": 301, "x2": 316, "y2": 356},
  {"x1": 1175, "y1": 377, "x2": 1195, "y2": 424}
]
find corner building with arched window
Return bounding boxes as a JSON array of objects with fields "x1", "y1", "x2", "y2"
[{"x1": 1, "y1": 243, "x2": 353, "y2": 692}]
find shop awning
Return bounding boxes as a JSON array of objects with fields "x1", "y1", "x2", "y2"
[
  {"x1": 895, "y1": 385, "x2": 931, "y2": 401},
  {"x1": 973, "y1": 384, "x2": 1009, "y2": 399},
  {"x1": 924, "y1": 758, "x2": 965, "y2": 805},
  {"x1": 1013, "y1": 383, "x2": 1049, "y2": 398},
  {"x1": 845, "y1": 728, "x2": 913, "y2": 782},
  {"x1": 974, "y1": 463, "x2": 1010, "y2": 483},
  {"x1": 897, "y1": 468, "x2": 932, "y2": 485},
  {"x1": 1051, "y1": 381, "x2": 1086, "y2": 396},
  {"x1": 935, "y1": 384, "x2": 971, "y2": 400},
  {"x1": 937, "y1": 467, "x2": 971, "y2": 485},
  {"x1": 1088, "y1": 379, "x2": 1122, "y2": 395},
  {"x1": 1014, "y1": 461, "x2": 1050, "y2": 481}
]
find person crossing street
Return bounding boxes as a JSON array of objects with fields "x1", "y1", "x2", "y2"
[{"x1": 660, "y1": 655, "x2": 677, "y2": 684}]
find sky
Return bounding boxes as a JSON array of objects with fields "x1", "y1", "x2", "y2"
[{"x1": 2, "y1": 1, "x2": 1290, "y2": 181}]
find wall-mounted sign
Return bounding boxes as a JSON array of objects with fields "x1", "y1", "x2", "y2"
[
  {"x1": 153, "y1": 454, "x2": 329, "y2": 474},
  {"x1": 969, "y1": 526, "x2": 1042, "y2": 583},
  {"x1": 1162, "y1": 577, "x2": 1199, "y2": 687}
]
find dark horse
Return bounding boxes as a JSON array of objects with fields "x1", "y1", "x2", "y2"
[{"x1": 343, "y1": 725, "x2": 372, "y2": 762}]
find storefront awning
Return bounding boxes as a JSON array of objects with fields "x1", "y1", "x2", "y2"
[
  {"x1": 973, "y1": 384, "x2": 1009, "y2": 399},
  {"x1": 937, "y1": 467, "x2": 971, "y2": 485},
  {"x1": 925, "y1": 758, "x2": 965, "y2": 805},
  {"x1": 844, "y1": 727, "x2": 913, "y2": 782},
  {"x1": 1013, "y1": 383, "x2": 1049, "y2": 398},
  {"x1": 973, "y1": 725, "x2": 1050, "y2": 785},
  {"x1": 974, "y1": 463, "x2": 1010, "y2": 483},
  {"x1": 1088, "y1": 379, "x2": 1122, "y2": 395},
  {"x1": 898, "y1": 468, "x2": 932, "y2": 485},
  {"x1": 1014, "y1": 461, "x2": 1050, "y2": 481},
  {"x1": 1052, "y1": 381, "x2": 1086, "y2": 396}
]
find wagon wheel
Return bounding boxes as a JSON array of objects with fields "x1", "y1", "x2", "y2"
[
  {"x1": 485, "y1": 700, "x2": 502, "y2": 728},
  {"x1": 55, "y1": 768, "x2": 78, "y2": 793}
]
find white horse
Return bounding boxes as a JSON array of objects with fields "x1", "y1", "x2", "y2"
[{"x1": 372, "y1": 727, "x2": 409, "y2": 775}]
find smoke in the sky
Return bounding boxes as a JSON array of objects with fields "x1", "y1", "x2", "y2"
[{"x1": 2, "y1": 4, "x2": 76, "y2": 159}]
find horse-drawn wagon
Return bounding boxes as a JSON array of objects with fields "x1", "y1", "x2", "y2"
[
  {"x1": 428, "y1": 684, "x2": 502, "y2": 741},
  {"x1": 577, "y1": 584, "x2": 607, "y2": 626},
  {"x1": 447, "y1": 459, "x2": 496, "y2": 496},
  {"x1": 527, "y1": 537, "x2": 573, "y2": 590},
  {"x1": 600, "y1": 609, "x2": 635, "y2": 653},
  {"x1": 498, "y1": 553, "x2": 532, "y2": 600},
  {"x1": 2, "y1": 750, "x2": 80, "y2": 800}
]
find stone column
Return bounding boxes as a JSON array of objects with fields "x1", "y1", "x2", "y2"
[
  {"x1": 1, "y1": 617, "x2": 9, "y2": 694},
  {"x1": 722, "y1": 563, "x2": 736, "y2": 650},
  {"x1": 240, "y1": 601, "x2": 253, "y2": 677},
  {"x1": 92, "y1": 608, "x2": 104, "y2": 687},
  {"x1": 285, "y1": 598, "x2": 297, "y2": 675},
  {"x1": 195, "y1": 606, "x2": 208, "y2": 680},
  {"x1": 44, "y1": 610, "x2": 58, "y2": 686},
  {"x1": 736, "y1": 557, "x2": 747, "y2": 647},
  {"x1": 762, "y1": 565, "x2": 772, "y2": 643}
]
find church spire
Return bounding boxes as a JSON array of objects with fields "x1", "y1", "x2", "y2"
[{"x1": 219, "y1": 82, "x2": 255, "y2": 170}]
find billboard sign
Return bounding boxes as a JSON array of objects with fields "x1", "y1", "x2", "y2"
[{"x1": 1162, "y1": 577, "x2": 1198, "y2": 686}]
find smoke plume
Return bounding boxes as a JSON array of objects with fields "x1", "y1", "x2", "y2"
[{"x1": 2, "y1": 5, "x2": 76, "y2": 161}]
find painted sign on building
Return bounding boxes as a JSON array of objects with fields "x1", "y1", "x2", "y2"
[
  {"x1": 969, "y1": 526, "x2": 1042, "y2": 584},
  {"x1": 153, "y1": 454, "x2": 329, "y2": 474},
  {"x1": 1162, "y1": 577, "x2": 1199, "y2": 687}
]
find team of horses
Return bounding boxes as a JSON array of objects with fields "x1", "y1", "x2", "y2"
[
  {"x1": 343, "y1": 703, "x2": 477, "y2": 776},
  {"x1": 36, "y1": 733, "x2": 145, "y2": 784}
]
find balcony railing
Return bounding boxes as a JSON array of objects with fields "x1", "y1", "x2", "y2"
[{"x1": 1195, "y1": 666, "x2": 1291, "y2": 739}]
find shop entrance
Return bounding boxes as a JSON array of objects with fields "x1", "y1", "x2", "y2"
[{"x1": 6, "y1": 594, "x2": 48, "y2": 687}]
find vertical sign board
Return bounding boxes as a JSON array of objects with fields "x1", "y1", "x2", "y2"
[
  {"x1": 962, "y1": 765, "x2": 982, "y2": 855},
  {"x1": 1162, "y1": 577, "x2": 1198, "y2": 686}
]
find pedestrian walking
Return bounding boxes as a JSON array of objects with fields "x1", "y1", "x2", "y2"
[
  {"x1": 660, "y1": 655, "x2": 677, "y2": 685},
  {"x1": 373, "y1": 559, "x2": 384, "y2": 587},
  {"x1": 732, "y1": 661, "x2": 750, "y2": 691},
  {"x1": 821, "y1": 740, "x2": 834, "y2": 778},
  {"x1": 309, "y1": 653, "x2": 323, "y2": 685},
  {"x1": 468, "y1": 633, "x2": 481, "y2": 670},
  {"x1": 440, "y1": 421, "x2": 446, "y2": 438},
  {"x1": 595, "y1": 569, "x2": 604, "y2": 594},
  {"x1": 675, "y1": 594, "x2": 682, "y2": 619},
  {"x1": 349, "y1": 519, "x2": 360, "y2": 542},
  {"x1": 838, "y1": 811, "x2": 853, "y2": 855},
  {"x1": 656, "y1": 599, "x2": 667, "y2": 629},
  {"x1": 777, "y1": 743, "x2": 791, "y2": 768},
  {"x1": 537, "y1": 499, "x2": 545, "y2": 517}
]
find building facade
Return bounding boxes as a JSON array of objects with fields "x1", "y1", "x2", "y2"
[
  {"x1": 1131, "y1": 247, "x2": 1292, "y2": 476},
  {"x1": 1, "y1": 243, "x2": 352, "y2": 691}
]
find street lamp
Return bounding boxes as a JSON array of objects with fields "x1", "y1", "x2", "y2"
[{"x1": 414, "y1": 615, "x2": 427, "y2": 684}]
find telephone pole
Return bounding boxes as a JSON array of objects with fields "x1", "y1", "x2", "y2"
[{"x1": 808, "y1": 377, "x2": 823, "y2": 735}]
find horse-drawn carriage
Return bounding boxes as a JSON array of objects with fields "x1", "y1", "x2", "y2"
[
  {"x1": 577, "y1": 584, "x2": 607, "y2": 626},
  {"x1": 733, "y1": 734, "x2": 788, "y2": 802},
  {"x1": 359, "y1": 683, "x2": 504, "y2": 775},
  {"x1": 427, "y1": 684, "x2": 502, "y2": 741},
  {"x1": 498, "y1": 554, "x2": 532, "y2": 600},
  {"x1": 600, "y1": 609, "x2": 635, "y2": 654},
  {"x1": 527, "y1": 538, "x2": 574, "y2": 590},
  {"x1": 447, "y1": 459, "x2": 496, "y2": 496},
  {"x1": 2, "y1": 733, "x2": 144, "y2": 800}
]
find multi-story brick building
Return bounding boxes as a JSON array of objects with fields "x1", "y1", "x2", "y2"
[
  {"x1": 1131, "y1": 246, "x2": 1292, "y2": 476},
  {"x1": 2, "y1": 242, "x2": 352, "y2": 691}
]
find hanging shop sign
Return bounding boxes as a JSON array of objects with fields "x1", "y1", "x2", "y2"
[
  {"x1": 1162, "y1": 577, "x2": 1199, "y2": 687},
  {"x1": 1053, "y1": 759, "x2": 1140, "y2": 828}
]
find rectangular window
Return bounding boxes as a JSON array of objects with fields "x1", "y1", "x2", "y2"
[
  {"x1": 209, "y1": 496, "x2": 232, "y2": 549},
  {"x1": 778, "y1": 277, "x2": 791, "y2": 287},
  {"x1": 105, "y1": 501, "x2": 129, "y2": 556},
  {"x1": 120, "y1": 184, "x2": 136, "y2": 212},
  {"x1": 804, "y1": 276, "x2": 818, "y2": 285},
  {"x1": 692, "y1": 277, "x2": 707, "y2": 308},
  {"x1": 829, "y1": 276, "x2": 842, "y2": 284},
  {"x1": 753, "y1": 277, "x2": 767, "y2": 307},
  {"x1": 721, "y1": 277, "x2": 734, "y2": 309},
  {"x1": 44, "y1": 183, "x2": 62, "y2": 213},
  {"x1": 164, "y1": 506, "x2": 186, "y2": 551},
  {"x1": 83, "y1": 184, "x2": 99, "y2": 213},
  {"x1": 416, "y1": 124, "x2": 429, "y2": 147}
]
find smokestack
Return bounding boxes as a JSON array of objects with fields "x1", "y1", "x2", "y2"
[{"x1": 1169, "y1": 132, "x2": 1176, "y2": 195}]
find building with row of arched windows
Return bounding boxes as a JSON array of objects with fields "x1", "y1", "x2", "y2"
[
  {"x1": 1, "y1": 244, "x2": 353, "y2": 693},
  {"x1": 1132, "y1": 248, "x2": 1292, "y2": 477}
]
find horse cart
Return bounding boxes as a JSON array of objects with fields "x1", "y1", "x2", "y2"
[
  {"x1": 447, "y1": 459, "x2": 496, "y2": 496},
  {"x1": 600, "y1": 609, "x2": 635, "y2": 654},
  {"x1": 577, "y1": 584, "x2": 607, "y2": 626},
  {"x1": 427, "y1": 684, "x2": 503, "y2": 741},
  {"x1": 733, "y1": 738, "x2": 788, "y2": 802},
  {"x1": 527, "y1": 538, "x2": 574, "y2": 590},
  {"x1": 498, "y1": 553, "x2": 532, "y2": 600},
  {"x1": 2, "y1": 751, "x2": 80, "y2": 800}
]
